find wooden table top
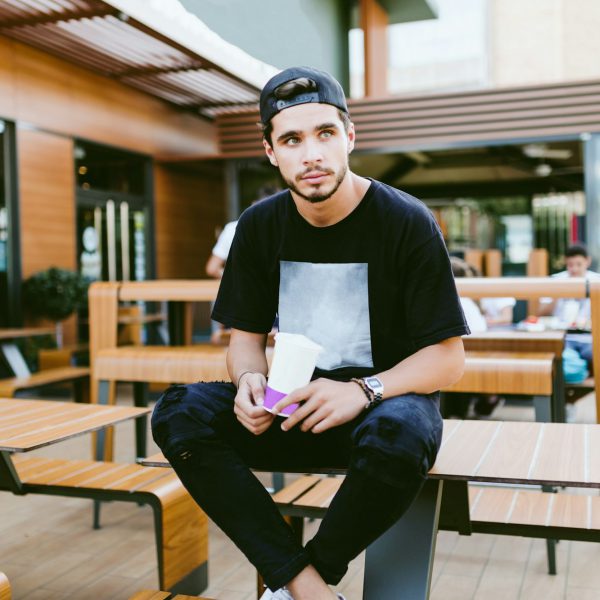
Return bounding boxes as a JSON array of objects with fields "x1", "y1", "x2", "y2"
[
  {"x1": 140, "y1": 419, "x2": 600, "y2": 488},
  {"x1": 0, "y1": 398, "x2": 151, "y2": 452},
  {"x1": 430, "y1": 419, "x2": 600, "y2": 487},
  {"x1": 0, "y1": 327, "x2": 55, "y2": 341}
]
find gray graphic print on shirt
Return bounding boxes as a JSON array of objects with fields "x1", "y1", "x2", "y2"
[{"x1": 278, "y1": 261, "x2": 373, "y2": 371}]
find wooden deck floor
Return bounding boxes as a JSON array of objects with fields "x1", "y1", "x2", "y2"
[{"x1": 1, "y1": 387, "x2": 599, "y2": 599}]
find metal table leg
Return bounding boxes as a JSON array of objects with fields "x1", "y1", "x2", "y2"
[{"x1": 363, "y1": 478, "x2": 443, "y2": 600}]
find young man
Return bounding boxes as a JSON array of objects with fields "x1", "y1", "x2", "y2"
[
  {"x1": 152, "y1": 66, "x2": 468, "y2": 600},
  {"x1": 542, "y1": 243, "x2": 600, "y2": 366}
]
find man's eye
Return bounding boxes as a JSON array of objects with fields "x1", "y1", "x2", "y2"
[
  {"x1": 285, "y1": 137, "x2": 300, "y2": 145},
  {"x1": 320, "y1": 130, "x2": 334, "y2": 139}
]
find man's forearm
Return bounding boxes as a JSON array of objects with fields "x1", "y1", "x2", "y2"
[
  {"x1": 226, "y1": 329, "x2": 269, "y2": 387},
  {"x1": 376, "y1": 336, "x2": 465, "y2": 397}
]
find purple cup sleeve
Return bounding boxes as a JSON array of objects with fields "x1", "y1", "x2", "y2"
[{"x1": 263, "y1": 385, "x2": 299, "y2": 417}]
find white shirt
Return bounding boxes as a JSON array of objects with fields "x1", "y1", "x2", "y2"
[
  {"x1": 460, "y1": 298, "x2": 488, "y2": 334},
  {"x1": 480, "y1": 297, "x2": 516, "y2": 319},
  {"x1": 541, "y1": 269, "x2": 600, "y2": 326},
  {"x1": 211, "y1": 221, "x2": 238, "y2": 260}
]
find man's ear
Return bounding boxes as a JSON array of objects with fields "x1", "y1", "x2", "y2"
[
  {"x1": 263, "y1": 139, "x2": 278, "y2": 167},
  {"x1": 347, "y1": 122, "x2": 356, "y2": 155}
]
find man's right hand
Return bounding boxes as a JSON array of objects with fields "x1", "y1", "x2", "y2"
[{"x1": 234, "y1": 372, "x2": 275, "y2": 435}]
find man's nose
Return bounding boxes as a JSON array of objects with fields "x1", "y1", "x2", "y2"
[{"x1": 302, "y1": 138, "x2": 323, "y2": 164}]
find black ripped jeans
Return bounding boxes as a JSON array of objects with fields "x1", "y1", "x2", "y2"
[{"x1": 151, "y1": 382, "x2": 443, "y2": 592}]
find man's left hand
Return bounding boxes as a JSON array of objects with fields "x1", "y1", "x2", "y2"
[{"x1": 273, "y1": 378, "x2": 367, "y2": 433}]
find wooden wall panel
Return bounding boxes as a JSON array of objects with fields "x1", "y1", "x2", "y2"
[
  {"x1": 154, "y1": 165, "x2": 225, "y2": 279},
  {"x1": 17, "y1": 127, "x2": 77, "y2": 343},
  {"x1": 0, "y1": 36, "x2": 217, "y2": 158}
]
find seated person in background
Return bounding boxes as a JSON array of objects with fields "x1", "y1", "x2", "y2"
[
  {"x1": 206, "y1": 220, "x2": 238, "y2": 279},
  {"x1": 451, "y1": 258, "x2": 487, "y2": 333},
  {"x1": 465, "y1": 264, "x2": 515, "y2": 328},
  {"x1": 539, "y1": 243, "x2": 600, "y2": 372},
  {"x1": 448, "y1": 258, "x2": 502, "y2": 418},
  {"x1": 480, "y1": 297, "x2": 515, "y2": 328}
]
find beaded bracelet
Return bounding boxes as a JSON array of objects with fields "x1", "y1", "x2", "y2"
[{"x1": 350, "y1": 377, "x2": 374, "y2": 410}]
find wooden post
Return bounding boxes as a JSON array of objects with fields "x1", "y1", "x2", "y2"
[{"x1": 360, "y1": 0, "x2": 389, "y2": 97}]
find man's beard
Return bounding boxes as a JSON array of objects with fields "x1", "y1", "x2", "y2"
[{"x1": 285, "y1": 163, "x2": 348, "y2": 204}]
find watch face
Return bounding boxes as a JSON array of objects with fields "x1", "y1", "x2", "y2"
[{"x1": 364, "y1": 377, "x2": 384, "y2": 392}]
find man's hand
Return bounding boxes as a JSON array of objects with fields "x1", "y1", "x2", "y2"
[
  {"x1": 234, "y1": 373, "x2": 275, "y2": 435},
  {"x1": 274, "y1": 378, "x2": 367, "y2": 434}
]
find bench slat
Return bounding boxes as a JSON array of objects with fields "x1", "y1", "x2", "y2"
[
  {"x1": 55, "y1": 462, "x2": 139, "y2": 487},
  {"x1": 112, "y1": 468, "x2": 175, "y2": 492},
  {"x1": 0, "y1": 366, "x2": 89, "y2": 395},
  {"x1": 16, "y1": 459, "x2": 98, "y2": 484},
  {"x1": 293, "y1": 477, "x2": 343, "y2": 509},
  {"x1": 271, "y1": 475, "x2": 321, "y2": 504},
  {"x1": 14, "y1": 458, "x2": 173, "y2": 494},
  {"x1": 548, "y1": 493, "x2": 590, "y2": 529}
]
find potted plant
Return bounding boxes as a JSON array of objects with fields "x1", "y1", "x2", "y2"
[{"x1": 22, "y1": 267, "x2": 89, "y2": 347}]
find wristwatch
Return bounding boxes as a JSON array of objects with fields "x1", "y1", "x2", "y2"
[
  {"x1": 351, "y1": 376, "x2": 384, "y2": 411},
  {"x1": 363, "y1": 376, "x2": 384, "y2": 409}
]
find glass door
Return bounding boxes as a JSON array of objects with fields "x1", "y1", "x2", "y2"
[
  {"x1": 77, "y1": 196, "x2": 149, "y2": 283},
  {"x1": 74, "y1": 140, "x2": 154, "y2": 283}
]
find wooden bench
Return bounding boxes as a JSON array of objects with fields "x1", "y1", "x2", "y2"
[
  {"x1": 3, "y1": 455, "x2": 208, "y2": 595},
  {"x1": 272, "y1": 473, "x2": 600, "y2": 579},
  {"x1": 443, "y1": 351, "x2": 557, "y2": 421},
  {"x1": 0, "y1": 571, "x2": 10, "y2": 600},
  {"x1": 0, "y1": 366, "x2": 90, "y2": 402}
]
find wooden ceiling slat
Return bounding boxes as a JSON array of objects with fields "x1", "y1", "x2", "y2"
[
  {"x1": 7, "y1": 26, "x2": 128, "y2": 74},
  {"x1": 0, "y1": 0, "x2": 262, "y2": 115},
  {"x1": 347, "y1": 81, "x2": 600, "y2": 114},
  {"x1": 0, "y1": 4, "x2": 116, "y2": 30}
]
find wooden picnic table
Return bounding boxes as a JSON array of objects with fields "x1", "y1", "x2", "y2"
[{"x1": 139, "y1": 419, "x2": 600, "y2": 599}]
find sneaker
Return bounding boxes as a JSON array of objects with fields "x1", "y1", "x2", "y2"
[
  {"x1": 261, "y1": 587, "x2": 294, "y2": 600},
  {"x1": 261, "y1": 587, "x2": 346, "y2": 600}
]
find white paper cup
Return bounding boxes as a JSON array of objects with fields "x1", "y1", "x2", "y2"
[{"x1": 263, "y1": 333, "x2": 323, "y2": 417}]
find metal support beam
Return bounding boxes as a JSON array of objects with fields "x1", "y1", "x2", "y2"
[{"x1": 585, "y1": 133, "x2": 600, "y2": 269}]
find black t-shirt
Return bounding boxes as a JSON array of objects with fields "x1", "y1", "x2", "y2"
[{"x1": 213, "y1": 179, "x2": 469, "y2": 380}]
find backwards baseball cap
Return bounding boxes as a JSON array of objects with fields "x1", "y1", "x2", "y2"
[{"x1": 259, "y1": 66, "x2": 348, "y2": 125}]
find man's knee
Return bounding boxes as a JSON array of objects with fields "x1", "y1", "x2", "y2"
[
  {"x1": 351, "y1": 393, "x2": 443, "y2": 486},
  {"x1": 151, "y1": 381, "x2": 235, "y2": 456}
]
